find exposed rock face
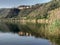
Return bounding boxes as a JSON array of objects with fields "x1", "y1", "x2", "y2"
[{"x1": 18, "y1": 5, "x2": 31, "y2": 9}]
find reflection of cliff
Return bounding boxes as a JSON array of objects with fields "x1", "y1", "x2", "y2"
[
  {"x1": 17, "y1": 23, "x2": 48, "y2": 38},
  {"x1": 0, "y1": 22, "x2": 60, "y2": 45},
  {"x1": 18, "y1": 31, "x2": 31, "y2": 36},
  {"x1": 4, "y1": 23, "x2": 20, "y2": 33},
  {"x1": 0, "y1": 22, "x2": 20, "y2": 33},
  {"x1": 0, "y1": 22, "x2": 47, "y2": 37}
]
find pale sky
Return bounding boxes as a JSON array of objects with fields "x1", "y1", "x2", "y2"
[{"x1": 0, "y1": 0, "x2": 51, "y2": 8}]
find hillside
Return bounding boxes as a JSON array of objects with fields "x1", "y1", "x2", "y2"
[
  {"x1": 0, "y1": 8, "x2": 11, "y2": 18},
  {"x1": 17, "y1": 0, "x2": 60, "y2": 19},
  {"x1": 0, "y1": 0, "x2": 60, "y2": 20},
  {"x1": 48, "y1": 7, "x2": 60, "y2": 24},
  {"x1": 26, "y1": 0, "x2": 60, "y2": 19},
  {"x1": 0, "y1": 8, "x2": 20, "y2": 18}
]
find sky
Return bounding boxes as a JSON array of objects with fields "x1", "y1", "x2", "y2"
[{"x1": 0, "y1": 0, "x2": 51, "y2": 8}]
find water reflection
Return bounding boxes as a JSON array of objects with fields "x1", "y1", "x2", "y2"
[{"x1": 0, "y1": 22, "x2": 60, "y2": 45}]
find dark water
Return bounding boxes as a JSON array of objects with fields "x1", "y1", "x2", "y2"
[{"x1": 0, "y1": 22, "x2": 60, "y2": 45}]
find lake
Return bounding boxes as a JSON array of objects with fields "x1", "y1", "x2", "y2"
[{"x1": 0, "y1": 22, "x2": 60, "y2": 45}]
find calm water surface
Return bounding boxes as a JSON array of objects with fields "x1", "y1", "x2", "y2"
[{"x1": 0, "y1": 22, "x2": 59, "y2": 45}]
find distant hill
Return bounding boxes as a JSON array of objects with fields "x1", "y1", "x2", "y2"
[{"x1": 0, "y1": 8, "x2": 20, "y2": 18}]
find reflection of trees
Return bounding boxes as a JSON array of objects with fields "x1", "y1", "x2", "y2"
[
  {"x1": 17, "y1": 23, "x2": 49, "y2": 38},
  {"x1": 0, "y1": 23, "x2": 10, "y2": 32},
  {"x1": 0, "y1": 22, "x2": 60, "y2": 45},
  {"x1": 5, "y1": 23, "x2": 20, "y2": 33}
]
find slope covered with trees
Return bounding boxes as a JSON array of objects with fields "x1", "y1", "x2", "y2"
[
  {"x1": 0, "y1": 8, "x2": 20, "y2": 18},
  {"x1": 17, "y1": 0, "x2": 60, "y2": 19},
  {"x1": 0, "y1": 0, "x2": 60, "y2": 20}
]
